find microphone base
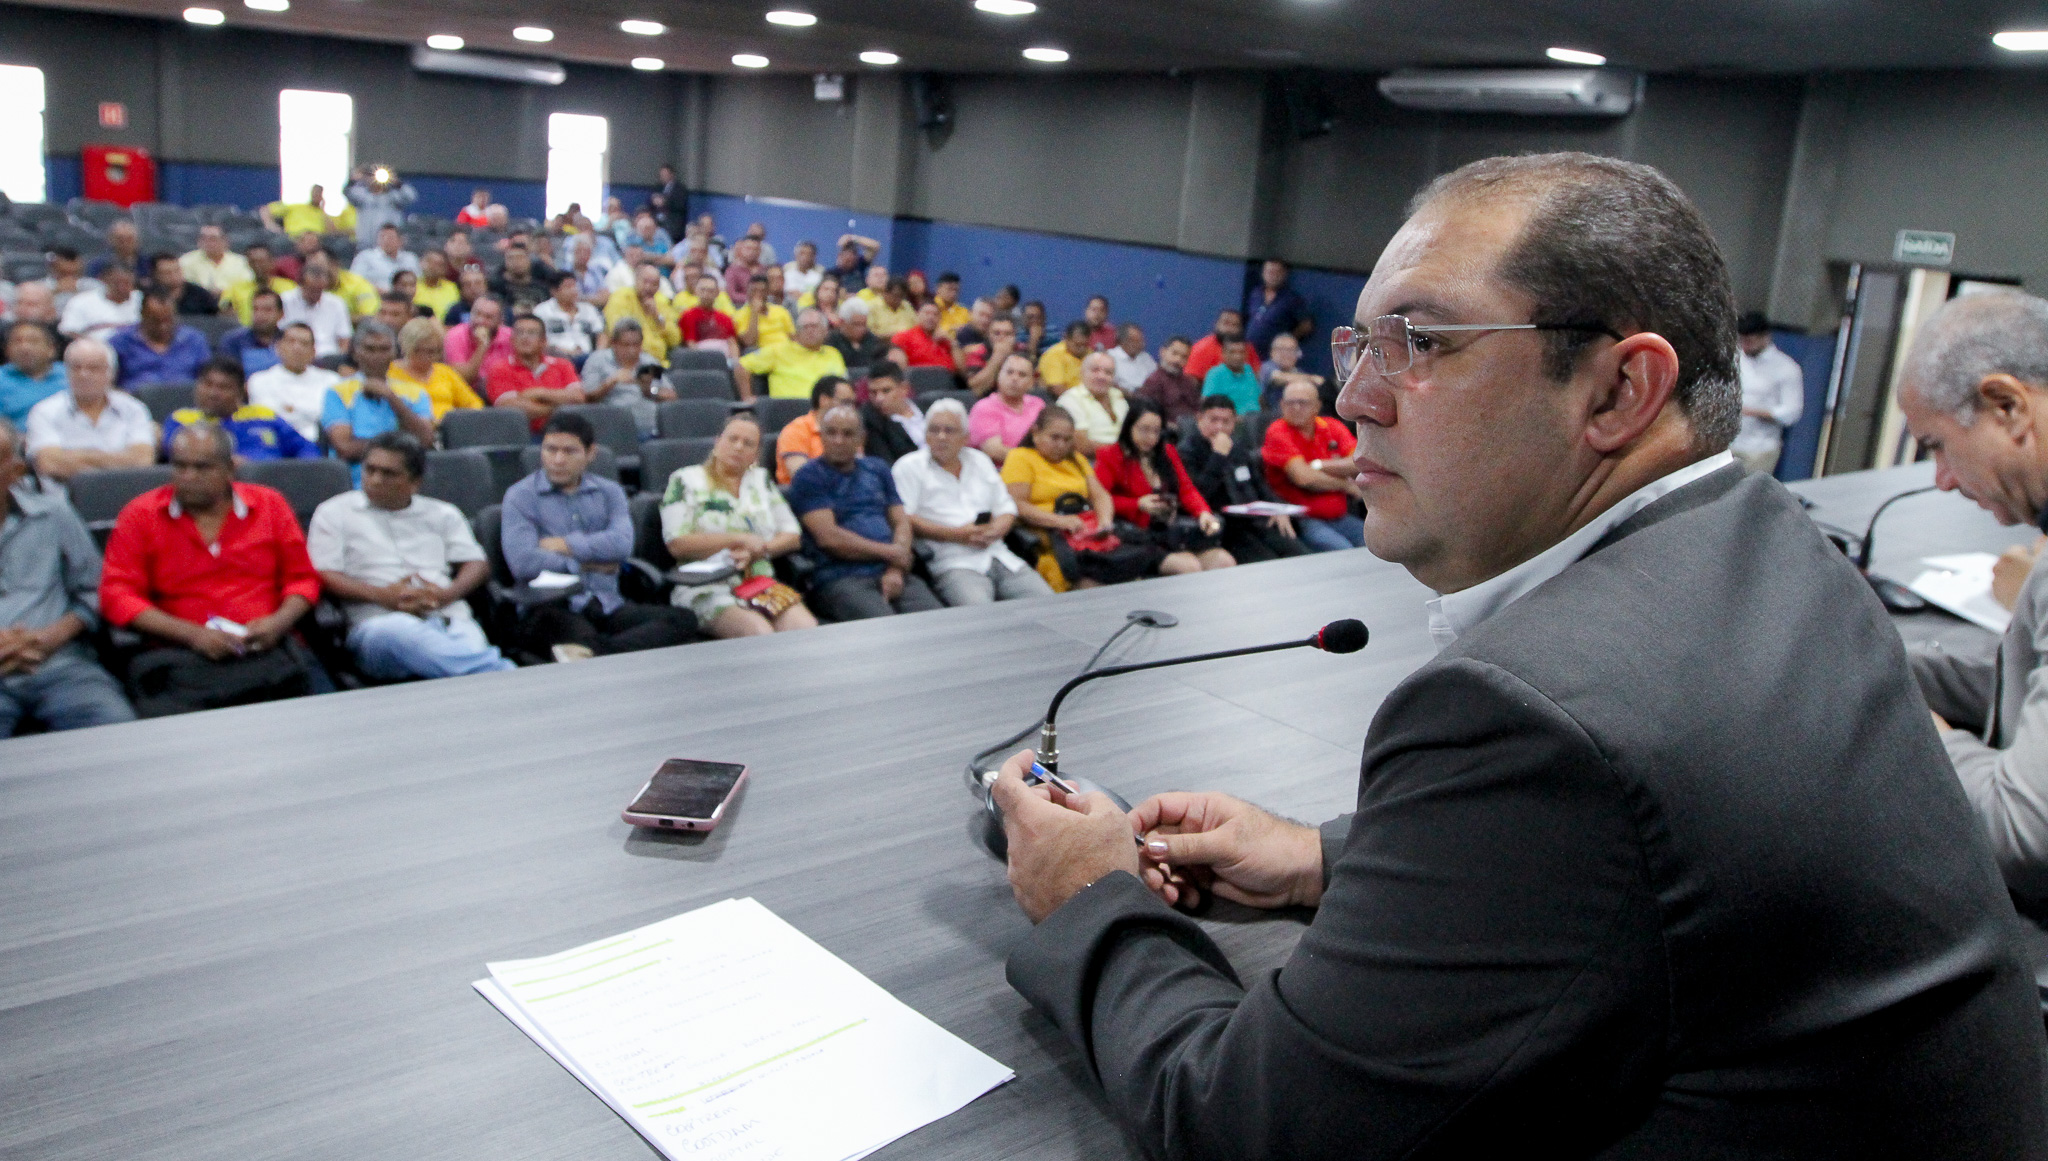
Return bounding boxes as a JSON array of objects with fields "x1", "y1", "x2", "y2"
[
  {"x1": 1867, "y1": 572, "x2": 1928, "y2": 613},
  {"x1": 980, "y1": 776, "x2": 1132, "y2": 861}
]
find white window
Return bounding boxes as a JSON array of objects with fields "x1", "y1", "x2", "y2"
[
  {"x1": 546, "y1": 113, "x2": 608, "y2": 221},
  {"x1": 278, "y1": 89, "x2": 352, "y2": 214},
  {"x1": 0, "y1": 65, "x2": 47, "y2": 204}
]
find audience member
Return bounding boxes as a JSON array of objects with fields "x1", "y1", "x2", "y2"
[
  {"x1": 328, "y1": 255, "x2": 383, "y2": 321},
  {"x1": 343, "y1": 167, "x2": 418, "y2": 248},
  {"x1": 262, "y1": 184, "x2": 342, "y2": 239},
  {"x1": 271, "y1": 230, "x2": 322, "y2": 283},
  {"x1": 373, "y1": 290, "x2": 414, "y2": 334},
  {"x1": 486, "y1": 316, "x2": 584, "y2": 434},
  {"x1": 443, "y1": 266, "x2": 489, "y2": 326},
  {"x1": 99, "y1": 423, "x2": 323, "y2": 717},
  {"x1": 808, "y1": 277, "x2": 845, "y2": 326},
  {"x1": 830, "y1": 233, "x2": 881, "y2": 291},
  {"x1": 892, "y1": 301, "x2": 957, "y2": 371},
  {"x1": 407, "y1": 250, "x2": 458, "y2": 322},
  {"x1": 1263, "y1": 379, "x2": 1364, "y2": 551},
  {"x1": 604, "y1": 265, "x2": 683, "y2": 364},
  {"x1": 308, "y1": 431, "x2": 514, "y2": 680},
  {"x1": 722, "y1": 235, "x2": 762, "y2": 299},
  {"x1": 1094, "y1": 396, "x2": 1234, "y2": 576},
  {"x1": 1137, "y1": 335, "x2": 1201, "y2": 425},
  {"x1": 502, "y1": 413, "x2": 695, "y2": 661},
  {"x1": 733, "y1": 275, "x2": 794, "y2": 352},
  {"x1": 221, "y1": 243, "x2": 295, "y2": 327},
  {"x1": 350, "y1": 223, "x2": 420, "y2": 291},
  {"x1": 85, "y1": 218, "x2": 142, "y2": 279},
  {"x1": 58, "y1": 262, "x2": 140, "y2": 342},
  {"x1": 1021, "y1": 300, "x2": 1050, "y2": 356},
  {"x1": 1000, "y1": 406, "x2": 1123, "y2": 592},
  {"x1": 533, "y1": 271, "x2": 607, "y2": 361},
  {"x1": 1259, "y1": 332, "x2": 1327, "y2": 411},
  {"x1": 1732, "y1": 311, "x2": 1806, "y2": 476},
  {"x1": 745, "y1": 223, "x2": 778, "y2": 269},
  {"x1": 860, "y1": 364, "x2": 926, "y2": 463},
  {"x1": 1058, "y1": 351, "x2": 1131, "y2": 456},
  {"x1": 0, "y1": 320, "x2": 66, "y2": 427},
  {"x1": 581, "y1": 319, "x2": 670, "y2": 438},
  {"x1": 108, "y1": 291, "x2": 210, "y2": 388},
  {"x1": 673, "y1": 264, "x2": 734, "y2": 314},
  {"x1": 782, "y1": 240, "x2": 823, "y2": 307},
  {"x1": 824, "y1": 298, "x2": 891, "y2": 374},
  {"x1": 247, "y1": 324, "x2": 338, "y2": 442},
  {"x1": 729, "y1": 307, "x2": 836, "y2": 403},
  {"x1": 991, "y1": 284, "x2": 1021, "y2": 321},
  {"x1": 43, "y1": 247, "x2": 100, "y2": 314},
  {"x1": 1203, "y1": 335, "x2": 1262, "y2": 415},
  {"x1": 488, "y1": 244, "x2": 551, "y2": 316},
  {"x1": 446, "y1": 295, "x2": 514, "y2": 387},
  {"x1": 322, "y1": 321, "x2": 436, "y2": 484},
  {"x1": 388, "y1": 317, "x2": 483, "y2": 423},
  {"x1": 179, "y1": 225, "x2": 253, "y2": 296},
  {"x1": 969, "y1": 352, "x2": 1045, "y2": 466},
  {"x1": 0, "y1": 417, "x2": 134, "y2": 736},
  {"x1": 1178, "y1": 393, "x2": 1309, "y2": 564},
  {"x1": 144, "y1": 252, "x2": 219, "y2": 317},
  {"x1": 864, "y1": 277, "x2": 916, "y2": 341},
  {"x1": 162, "y1": 357, "x2": 317, "y2": 462},
  {"x1": 9, "y1": 283, "x2": 57, "y2": 329},
  {"x1": 677, "y1": 273, "x2": 742, "y2": 366},
  {"x1": 390, "y1": 266, "x2": 418, "y2": 306},
  {"x1": 217, "y1": 289, "x2": 284, "y2": 376},
  {"x1": 789, "y1": 405, "x2": 940, "y2": 620},
  {"x1": 455, "y1": 188, "x2": 492, "y2": 229},
  {"x1": 280, "y1": 260, "x2": 354, "y2": 360},
  {"x1": 564, "y1": 235, "x2": 611, "y2": 304},
  {"x1": 1038, "y1": 321, "x2": 1091, "y2": 391},
  {"x1": 1109, "y1": 323, "x2": 1156, "y2": 393},
  {"x1": 1184, "y1": 307, "x2": 1262, "y2": 382},
  {"x1": 964, "y1": 315, "x2": 1021, "y2": 396},
  {"x1": 932, "y1": 273, "x2": 971, "y2": 335},
  {"x1": 1242, "y1": 257, "x2": 1313, "y2": 359},
  {"x1": 659, "y1": 412, "x2": 817, "y2": 638},
  {"x1": 1082, "y1": 296, "x2": 1116, "y2": 351},
  {"x1": 893, "y1": 399, "x2": 1051, "y2": 606},
  {"x1": 776, "y1": 376, "x2": 858, "y2": 485},
  {"x1": 25, "y1": 338, "x2": 154, "y2": 482},
  {"x1": 631, "y1": 212, "x2": 675, "y2": 266},
  {"x1": 442, "y1": 231, "x2": 482, "y2": 276}
]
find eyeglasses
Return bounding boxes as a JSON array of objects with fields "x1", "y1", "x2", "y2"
[{"x1": 1332, "y1": 314, "x2": 1624, "y2": 380}]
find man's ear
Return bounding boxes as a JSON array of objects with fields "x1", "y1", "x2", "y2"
[
  {"x1": 1977, "y1": 373, "x2": 2038, "y2": 444},
  {"x1": 1583, "y1": 332, "x2": 1680, "y2": 454}
]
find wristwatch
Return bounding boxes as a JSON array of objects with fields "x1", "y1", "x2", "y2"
[{"x1": 1310, "y1": 459, "x2": 1324, "y2": 473}]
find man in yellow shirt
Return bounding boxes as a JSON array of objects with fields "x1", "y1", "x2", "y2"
[
  {"x1": 933, "y1": 272, "x2": 971, "y2": 335},
  {"x1": 263, "y1": 184, "x2": 350, "y2": 238},
  {"x1": 740, "y1": 308, "x2": 847, "y2": 401},
  {"x1": 331, "y1": 264, "x2": 381, "y2": 320},
  {"x1": 1037, "y1": 321, "x2": 1091, "y2": 391},
  {"x1": 220, "y1": 242, "x2": 300, "y2": 327},
  {"x1": 732, "y1": 274, "x2": 794, "y2": 351},
  {"x1": 179, "y1": 225, "x2": 254, "y2": 295},
  {"x1": 412, "y1": 250, "x2": 462, "y2": 321},
  {"x1": 604, "y1": 264, "x2": 684, "y2": 363},
  {"x1": 864, "y1": 277, "x2": 917, "y2": 339}
]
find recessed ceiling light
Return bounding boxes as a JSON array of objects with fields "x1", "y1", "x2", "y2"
[
  {"x1": 631, "y1": 56, "x2": 664, "y2": 70},
  {"x1": 1022, "y1": 46, "x2": 1068, "y2": 62},
  {"x1": 1994, "y1": 30, "x2": 2048, "y2": 50},
  {"x1": 765, "y1": 10, "x2": 818, "y2": 26},
  {"x1": 620, "y1": 19, "x2": 665, "y2": 36},
  {"x1": 182, "y1": 6, "x2": 225, "y2": 23},
  {"x1": 245, "y1": 0, "x2": 288, "y2": 11},
  {"x1": 976, "y1": 0, "x2": 1037, "y2": 14},
  {"x1": 859, "y1": 50, "x2": 900, "y2": 65},
  {"x1": 425, "y1": 33, "x2": 463, "y2": 50},
  {"x1": 1545, "y1": 46, "x2": 1607, "y2": 66},
  {"x1": 732, "y1": 53, "x2": 771, "y2": 68},
  {"x1": 513, "y1": 25, "x2": 554, "y2": 43}
]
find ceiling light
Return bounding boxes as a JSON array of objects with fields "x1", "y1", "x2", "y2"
[
  {"x1": 620, "y1": 19, "x2": 665, "y2": 36},
  {"x1": 765, "y1": 10, "x2": 818, "y2": 26},
  {"x1": 513, "y1": 25, "x2": 554, "y2": 43},
  {"x1": 733, "y1": 53, "x2": 771, "y2": 68},
  {"x1": 1545, "y1": 46, "x2": 1607, "y2": 66},
  {"x1": 859, "y1": 50, "x2": 900, "y2": 65},
  {"x1": 182, "y1": 6, "x2": 225, "y2": 23},
  {"x1": 1994, "y1": 30, "x2": 2048, "y2": 50},
  {"x1": 245, "y1": 0, "x2": 288, "y2": 11},
  {"x1": 631, "y1": 56, "x2": 664, "y2": 70},
  {"x1": 1022, "y1": 46, "x2": 1068, "y2": 62},
  {"x1": 425, "y1": 33, "x2": 463, "y2": 50},
  {"x1": 976, "y1": 0, "x2": 1037, "y2": 14}
]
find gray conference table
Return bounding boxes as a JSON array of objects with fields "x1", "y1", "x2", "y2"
[{"x1": 0, "y1": 462, "x2": 2026, "y2": 1161}]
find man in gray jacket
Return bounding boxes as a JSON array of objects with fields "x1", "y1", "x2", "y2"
[{"x1": 1900, "y1": 288, "x2": 2048, "y2": 1010}]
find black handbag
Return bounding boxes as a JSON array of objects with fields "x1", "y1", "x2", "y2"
[{"x1": 129, "y1": 640, "x2": 317, "y2": 718}]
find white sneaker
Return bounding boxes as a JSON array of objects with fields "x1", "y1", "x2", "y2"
[{"x1": 551, "y1": 643, "x2": 596, "y2": 664}]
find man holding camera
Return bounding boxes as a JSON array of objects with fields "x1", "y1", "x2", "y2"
[{"x1": 344, "y1": 165, "x2": 419, "y2": 251}]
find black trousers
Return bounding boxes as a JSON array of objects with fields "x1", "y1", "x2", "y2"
[
  {"x1": 1222, "y1": 516, "x2": 1312, "y2": 564},
  {"x1": 518, "y1": 602, "x2": 697, "y2": 657}
]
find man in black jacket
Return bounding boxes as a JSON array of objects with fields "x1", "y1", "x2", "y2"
[
  {"x1": 858, "y1": 362, "x2": 922, "y2": 464},
  {"x1": 993, "y1": 152, "x2": 2048, "y2": 1160},
  {"x1": 1177, "y1": 392, "x2": 1307, "y2": 564}
]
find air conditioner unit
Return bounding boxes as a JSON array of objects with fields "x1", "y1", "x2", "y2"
[
  {"x1": 410, "y1": 46, "x2": 565, "y2": 86},
  {"x1": 1377, "y1": 68, "x2": 1641, "y2": 116}
]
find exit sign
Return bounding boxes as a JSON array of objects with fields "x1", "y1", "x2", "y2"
[
  {"x1": 1894, "y1": 229, "x2": 1955, "y2": 266},
  {"x1": 97, "y1": 102, "x2": 126, "y2": 128}
]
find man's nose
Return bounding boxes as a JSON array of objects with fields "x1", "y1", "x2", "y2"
[
  {"x1": 1335, "y1": 366, "x2": 1394, "y2": 427},
  {"x1": 1933, "y1": 454, "x2": 1958, "y2": 493}
]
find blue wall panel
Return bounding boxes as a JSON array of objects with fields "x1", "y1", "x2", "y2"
[
  {"x1": 47, "y1": 156, "x2": 81, "y2": 205},
  {"x1": 158, "y1": 161, "x2": 281, "y2": 211},
  {"x1": 1773, "y1": 329, "x2": 1838, "y2": 482}
]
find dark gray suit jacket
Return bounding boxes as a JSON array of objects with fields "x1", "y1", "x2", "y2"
[{"x1": 1009, "y1": 465, "x2": 2048, "y2": 1160}]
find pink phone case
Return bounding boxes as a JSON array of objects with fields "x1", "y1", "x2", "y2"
[{"x1": 621, "y1": 765, "x2": 749, "y2": 831}]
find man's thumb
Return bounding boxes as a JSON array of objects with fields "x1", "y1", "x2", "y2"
[{"x1": 1146, "y1": 828, "x2": 1230, "y2": 867}]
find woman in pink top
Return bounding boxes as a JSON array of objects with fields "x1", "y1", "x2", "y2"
[{"x1": 969, "y1": 352, "x2": 1046, "y2": 465}]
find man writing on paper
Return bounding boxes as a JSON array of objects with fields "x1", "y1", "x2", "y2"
[
  {"x1": 991, "y1": 153, "x2": 2047, "y2": 1159},
  {"x1": 1897, "y1": 288, "x2": 2048, "y2": 1014}
]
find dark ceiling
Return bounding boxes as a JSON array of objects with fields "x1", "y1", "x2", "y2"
[{"x1": 10, "y1": 0, "x2": 2048, "y2": 77}]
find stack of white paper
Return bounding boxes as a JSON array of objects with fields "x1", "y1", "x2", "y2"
[
  {"x1": 475, "y1": 898, "x2": 1013, "y2": 1161},
  {"x1": 1222, "y1": 501, "x2": 1309, "y2": 517},
  {"x1": 1909, "y1": 552, "x2": 2014, "y2": 634}
]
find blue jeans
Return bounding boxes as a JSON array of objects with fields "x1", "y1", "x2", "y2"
[
  {"x1": 1296, "y1": 514, "x2": 1365, "y2": 553},
  {"x1": 0, "y1": 648, "x2": 136, "y2": 737},
  {"x1": 349, "y1": 613, "x2": 516, "y2": 680}
]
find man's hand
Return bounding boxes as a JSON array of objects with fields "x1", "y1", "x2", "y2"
[
  {"x1": 1197, "y1": 511, "x2": 1221, "y2": 536},
  {"x1": 1130, "y1": 791, "x2": 1325, "y2": 911},
  {"x1": 1992, "y1": 536, "x2": 2044, "y2": 610},
  {"x1": 879, "y1": 566, "x2": 905, "y2": 602},
  {"x1": 360, "y1": 376, "x2": 396, "y2": 403},
  {"x1": 0, "y1": 628, "x2": 39, "y2": 674},
  {"x1": 1270, "y1": 513, "x2": 1296, "y2": 538},
  {"x1": 188, "y1": 626, "x2": 246, "y2": 661},
  {"x1": 1208, "y1": 430, "x2": 1233, "y2": 455},
  {"x1": 538, "y1": 536, "x2": 572, "y2": 556},
  {"x1": 242, "y1": 613, "x2": 292, "y2": 653},
  {"x1": 992, "y1": 750, "x2": 1144, "y2": 923}
]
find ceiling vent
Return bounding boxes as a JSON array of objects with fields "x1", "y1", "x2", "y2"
[
  {"x1": 410, "y1": 46, "x2": 566, "y2": 86},
  {"x1": 1377, "y1": 68, "x2": 1641, "y2": 116}
]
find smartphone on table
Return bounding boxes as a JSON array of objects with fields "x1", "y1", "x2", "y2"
[{"x1": 622, "y1": 759, "x2": 749, "y2": 831}]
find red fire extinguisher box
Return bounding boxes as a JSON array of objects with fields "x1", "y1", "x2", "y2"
[{"x1": 81, "y1": 144, "x2": 158, "y2": 207}]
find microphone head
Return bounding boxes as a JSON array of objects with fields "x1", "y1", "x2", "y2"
[{"x1": 1313, "y1": 619, "x2": 1368, "y2": 654}]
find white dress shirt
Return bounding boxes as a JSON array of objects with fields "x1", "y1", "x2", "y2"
[
  {"x1": 280, "y1": 288, "x2": 354, "y2": 358},
  {"x1": 891, "y1": 447, "x2": 1025, "y2": 576},
  {"x1": 782, "y1": 261, "x2": 824, "y2": 306},
  {"x1": 306, "y1": 491, "x2": 486, "y2": 629},
  {"x1": 1110, "y1": 347, "x2": 1158, "y2": 393},
  {"x1": 1425, "y1": 451, "x2": 1736, "y2": 652},
  {"x1": 57, "y1": 289, "x2": 140, "y2": 340},
  {"x1": 24, "y1": 389, "x2": 155, "y2": 456},
  {"x1": 350, "y1": 248, "x2": 422, "y2": 292},
  {"x1": 1733, "y1": 344, "x2": 1805, "y2": 456},
  {"x1": 248, "y1": 363, "x2": 341, "y2": 440}
]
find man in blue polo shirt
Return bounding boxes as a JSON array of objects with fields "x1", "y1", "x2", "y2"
[
  {"x1": 1242, "y1": 258, "x2": 1312, "y2": 361},
  {"x1": 1201, "y1": 336, "x2": 1262, "y2": 416},
  {"x1": 216, "y1": 288, "x2": 285, "y2": 377},
  {"x1": 0, "y1": 321, "x2": 65, "y2": 427},
  {"x1": 108, "y1": 290, "x2": 212, "y2": 388},
  {"x1": 319, "y1": 320, "x2": 435, "y2": 485},
  {"x1": 162, "y1": 357, "x2": 318, "y2": 463},
  {"x1": 788, "y1": 404, "x2": 941, "y2": 621}
]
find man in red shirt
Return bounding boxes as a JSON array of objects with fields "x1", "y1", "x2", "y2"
[
  {"x1": 1082, "y1": 295, "x2": 1116, "y2": 352},
  {"x1": 486, "y1": 315, "x2": 585, "y2": 433},
  {"x1": 679, "y1": 273, "x2": 741, "y2": 357},
  {"x1": 1184, "y1": 307, "x2": 1263, "y2": 383},
  {"x1": 1261, "y1": 379, "x2": 1363, "y2": 552},
  {"x1": 891, "y1": 301, "x2": 957, "y2": 371},
  {"x1": 100, "y1": 423, "x2": 325, "y2": 716}
]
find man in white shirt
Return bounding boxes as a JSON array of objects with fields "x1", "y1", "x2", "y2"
[
  {"x1": 349, "y1": 224, "x2": 421, "y2": 292},
  {"x1": 532, "y1": 271, "x2": 608, "y2": 361},
  {"x1": 1109, "y1": 323, "x2": 1157, "y2": 393},
  {"x1": 1731, "y1": 311, "x2": 1805, "y2": 477},
  {"x1": 782, "y1": 240, "x2": 823, "y2": 307},
  {"x1": 1057, "y1": 351, "x2": 1130, "y2": 456},
  {"x1": 178, "y1": 226, "x2": 254, "y2": 296},
  {"x1": 247, "y1": 324, "x2": 340, "y2": 441},
  {"x1": 57, "y1": 262, "x2": 141, "y2": 342},
  {"x1": 605, "y1": 243, "x2": 648, "y2": 296},
  {"x1": 24, "y1": 337, "x2": 156, "y2": 482},
  {"x1": 307, "y1": 431, "x2": 515, "y2": 680},
  {"x1": 280, "y1": 260, "x2": 354, "y2": 360},
  {"x1": 891, "y1": 398, "x2": 1052, "y2": 606}
]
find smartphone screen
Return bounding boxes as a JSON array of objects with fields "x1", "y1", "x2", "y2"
[{"x1": 628, "y1": 760, "x2": 746, "y2": 820}]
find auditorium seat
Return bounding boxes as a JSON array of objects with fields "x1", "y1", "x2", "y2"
[
  {"x1": 129, "y1": 381, "x2": 195, "y2": 424},
  {"x1": 180, "y1": 313, "x2": 240, "y2": 346},
  {"x1": 556, "y1": 405, "x2": 642, "y2": 479},
  {"x1": 65, "y1": 465, "x2": 173, "y2": 545},
  {"x1": 518, "y1": 443, "x2": 619, "y2": 482},
  {"x1": 916, "y1": 388, "x2": 974, "y2": 414},
  {"x1": 754, "y1": 398, "x2": 809, "y2": 435},
  {"x1": 238, "y1": 458, "x2": 353, "y2": 529},
  {"x1": 668, "y1": 349, "x2": 730, "y2": 373},
  {"x1": 629, "y1": 492, "x2": 675, "y2": 571},
  {"x1": 656, "y1": 397, "x2": 733, "y2": 439},
  {"x1": 666, "y1": 368, "x2": 735, "y2": 402},
  {"x1": 421, "y1": 448, "x2": 495, "y2": 518},
  {"x1": 638, "y1": 437, "x2": 716, "y2": 495},
  {"x1": 907, "y1": 367, "x2": 959, "y2": 396},
  {"x1": 441, "y1": 408, "x2": 530, "y2": 450}
]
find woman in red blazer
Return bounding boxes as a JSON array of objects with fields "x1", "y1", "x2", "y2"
[{"x1": 1093, "y1": 396, "x2": 1236, "y2": 575}]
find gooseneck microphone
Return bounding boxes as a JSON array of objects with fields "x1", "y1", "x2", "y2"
[{"x1": 1855, "y1": 485, "x2": 1936, "y2": 612}]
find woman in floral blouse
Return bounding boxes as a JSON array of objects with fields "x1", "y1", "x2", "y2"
[{"x1": 659, "y1": 412, "x2": 818, "y2": 637}]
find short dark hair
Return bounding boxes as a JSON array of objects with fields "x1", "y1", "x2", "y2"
[
  {"x1": 4, "y1": 319, "x2": 54, "y2": 348},
  {"x1": 1410, "y1": 151, "x2": 1740, "y2": 451},
  {"x1": 548, "y1": 270, "x2": 575, "y2": 289},
  {"x1": 886, "y1": 277, "x2": 909, "y2": 294},
  {"x1": 865, "y1": 361, "x2": 902, "y2": 385},
  {"x1": 101, "y1": 262, "x2": 135, "y2": 279},
  {"x1": 149, "y1": 251, "x2": 178, "y2": 271},
  {"x1": 1064, "y1": 320, "x2": 1091, "y2": 341},
  {"x1": 244, "y1": 242, "x2": 271, "y2": 258},
  {"x1": 811, "y1": 375, "x2": 851, "y2": 406},
  {"x1": 505, "y1": 241, "x2": 528, "y2": 254},
  {"x1": 198, "y1": 355, "x2": 245, "y2": 393},
  {"x1": 1737, "y1": 311, "x2": 1771, "y2": 336},
  {"x1": 1221, "y1": 335, "x2": 1247, "y2": 349},
  {"x1": 749, "y1": 273, "x2": 769, "y2": 287},
  {"x1": 1087, "y1": 294, "x2": 1108, "y2": 308},
  {"x1": 378, "y1": 222, "x2": 399, "y2": 233},
  {"x1": 380, "y1": 290, "x2": 412, "y2": 307},
  {"x1": 543, "y1": 411, "x2": 596, "y2": 448},
  {"x1": 1000, "y1": 284, "x2": 1021, "y2": 299},
  {"x1": 140, "y1": 288, "x2": 177, "y2": 312},
  {"x1": 511, "y1": 314, "x2": 545, "y2": 333},
  {"x1": 280, "y1": 322, "x2": 315, "y2": 341},
  {"x1": 366, "y1": 430, "x2": 426, "y2": 479},
  {"x1": 1198, "y1": 393, "x2": 1238, "y2": 413},
  {"x1": 47, "y1": 246, "x2": 78, "y2": 261},
  {"x1": 937, "y1": 272, "x2": 961, "y2": 286},
  {"x1": 1166, "y1": 334, "x2": 1193, "y2": 349}
]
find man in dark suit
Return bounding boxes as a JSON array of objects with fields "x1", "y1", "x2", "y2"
[{"x1": 992, "y1": 152, "x2": 2048, "y2": 1160}]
